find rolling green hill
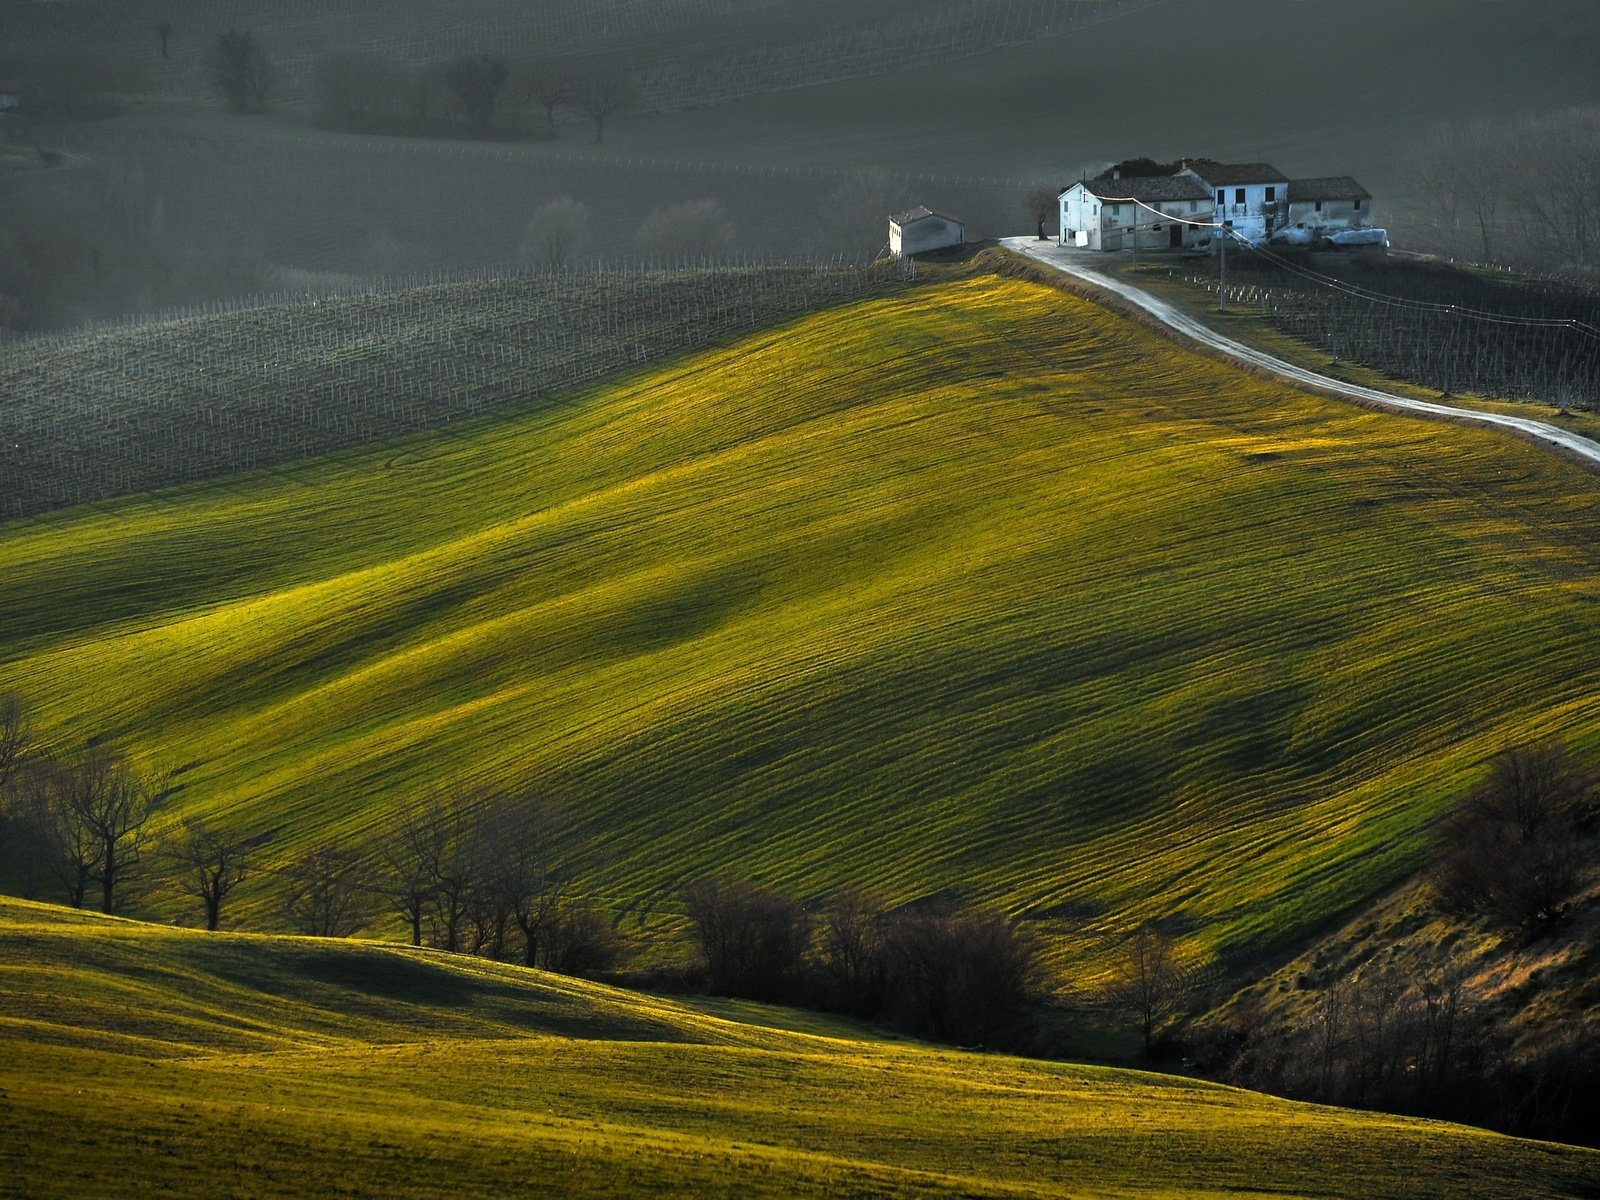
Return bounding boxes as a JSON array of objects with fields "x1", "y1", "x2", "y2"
[
  {"x1": 3, "y1": 897, "x2": 1596, "y2": 1199},
  {"x1": 2, "y1": 274, "x2": 1599, "y2": 978}
]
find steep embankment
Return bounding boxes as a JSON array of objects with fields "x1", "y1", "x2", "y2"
[
  {"x1": 2, "y1": 276, "x2": 1599, "y2": 976},
  {"x1": 3, "y1": 897, "x2": 1596, "y2": 1199}
]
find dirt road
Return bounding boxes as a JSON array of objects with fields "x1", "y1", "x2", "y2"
[{"x1": 999, "y1": 237, "x2": 1600, "y2": 470}]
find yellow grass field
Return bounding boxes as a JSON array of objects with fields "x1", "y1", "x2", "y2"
[
  {"x1": 3, "y1": 898, "x2": 1597, "y2": 1199},
  {"x1": 2, "y1": 275, "x2": 1598, "y2": 978}
]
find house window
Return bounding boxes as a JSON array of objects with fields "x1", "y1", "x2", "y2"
[
  {"x1": 1265, "y1": 186, "x2": 1276, "y2": 202},
  {"x1": 1190, "y1": 200, "x2": 1199, "y2": 212},
  {"x1": 1315, "y1": 200, "x2": 1323, "y2": 213},
  {"x1": 1108, "y1": 204, "x2": 1120, "y2": 215},
  {"x1": 1354, "y1": 199, "x2": 1362, "y2": 210},
  {"x1": 1216, "y1": 190, "x2": 1224, "y2": 206},
  {"x1": 1235, "y1": 188, "x2": 1246, "y2": 204}
]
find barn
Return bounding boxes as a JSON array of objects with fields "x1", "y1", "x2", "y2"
[
  {"x1": 888, "y1": 207, "x2": 963, "y2": 257},
  {"x1": 1286, "y1": 177, "x2": 1374, "y2": 234}
]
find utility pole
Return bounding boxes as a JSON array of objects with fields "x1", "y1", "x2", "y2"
[{"x1": 1219, "y1": 224, "x2": 1228, "y2": 312}]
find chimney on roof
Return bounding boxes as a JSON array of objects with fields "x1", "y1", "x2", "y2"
[
  {"x1": 1181, "y1": 158, "x2": 1188, "y2": 172},
  {"x1": 1112, "y1": 167, "x2": 1120, "y2": 180}
]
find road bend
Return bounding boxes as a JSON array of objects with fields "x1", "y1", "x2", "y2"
[{"x1": 999, "y1": 236, "x2": 1600, "y2": 470}]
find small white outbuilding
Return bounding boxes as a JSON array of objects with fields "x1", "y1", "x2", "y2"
[{"x1": 889, "y1": 207, "x2": 963, "y2": 257}]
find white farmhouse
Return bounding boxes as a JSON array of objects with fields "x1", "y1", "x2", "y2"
[
  {"x1": 888, "y1": 207, "x2": 963, "y2": 257},
  {"x1": 1058, "y1": 174, "x2": 1215, "y2": 251},
  {"x1": 1286, "y1": 176, "x2": 1373, "y2": 234},
  {"x1": 1181, "y1": 161, "x2": 1290, "y2": 244}
]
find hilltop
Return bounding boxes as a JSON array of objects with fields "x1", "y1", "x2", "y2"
[{"x1": 3, "y1": 897, "x2": 1596, "y2": 1199}]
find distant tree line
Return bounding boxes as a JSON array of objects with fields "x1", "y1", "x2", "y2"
[{"x1": 1419, "y1": 107, "x2": 1600, "y2": 278}]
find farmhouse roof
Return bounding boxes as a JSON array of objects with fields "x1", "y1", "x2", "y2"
[
  {"x1": 1290, "y1": 176, "x2": 1372, "y2": 202},
  {"x1": 1186, "y1": 161, "x2": 1288, "y2": 185},
  {"x1": 890, "y1": 206, "x2": 960, "y2": 227},
  {"x1": 1079, "y1": 175, "x2": 1212, "y2": 203}
]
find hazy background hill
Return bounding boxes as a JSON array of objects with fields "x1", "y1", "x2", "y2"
[{"x1": 2, "y1": 0, "x2": 1597, "y2": 329}]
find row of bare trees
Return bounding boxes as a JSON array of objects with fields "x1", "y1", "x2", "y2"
[{"x1": 1420, "y1": 107, "x2": 1600, "y2": 276}]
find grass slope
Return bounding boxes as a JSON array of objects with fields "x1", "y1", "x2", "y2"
[
  {"x1": 3, "y1": 898, "x2": 1597, "y2": 1199},
  {"x1": 3, "y1": 276, "x2": 1600, "y2": 975}
]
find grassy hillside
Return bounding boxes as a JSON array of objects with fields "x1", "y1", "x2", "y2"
[
  {"x1": 4, "y1": 897, "x2": 1597, "y2": 1199},
  {"x1": 3, "y1": 274, "x2": 1600, "y2": 977}
]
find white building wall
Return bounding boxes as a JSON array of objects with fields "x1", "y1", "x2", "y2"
[
  {"x1": 1060, "y1": 184, "x2": 1213, "y2": 251},
  {"x1": 1286, "y1": 196, "x2": 1371, "y2": 234},
  {"x1": 1189, "y1": 174, "x2": 1288, "y2": 243},
  {"x1": 891, "y1": 216, "x2": 962, "y2": 256}
]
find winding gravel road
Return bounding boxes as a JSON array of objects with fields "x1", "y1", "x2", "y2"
[{"x1": 999, "y1": 237, "x2": 1600, "y2": 470}]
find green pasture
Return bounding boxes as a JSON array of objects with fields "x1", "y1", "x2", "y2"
[
  {"x1": 2, "y1": 898, "x2": 1595, "y2": 1199},
  {"x1": 2, "y1": 275, "x2": 1599, "y2": 976}
]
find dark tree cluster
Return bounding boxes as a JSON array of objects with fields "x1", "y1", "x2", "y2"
[
  {"x1": 1218, "y1": 952, "x2": 1599, "y2": 1148},
  {"x1": 1430, "y1": 742, "x2": 1596, "y2": 931},
  {"x1": 682, "y1": 876, "x2": 1047, "y2": 1049},
  {"x1": 369, "y1": 786, "x2": 623, "y2": 974}
]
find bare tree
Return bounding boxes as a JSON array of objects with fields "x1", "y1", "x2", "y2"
[
  {"x1": 683, "y1": 874, "x2": 811, "y2": 1001},
  {"x1": 1107, "y1": 922, "x2": 1189, "y2": 1057},
  {"x1": 487, "y1": 791, "x2": 571, "y2": 968},
  {"x1": 519, "y1": 197, "x2": 590, "y2": 271},
  {"x1": 30, "y1": 750, "x2": 168, "y2": 913},
  {"x1": 881, "y1": 902, "x2": 1044, "y2": 1045},
  {"x1": 531, "y1": 68, "x2": 570, "y2": 136},
  {"x1": 173, "y1": 818, "x2": 250, "y2": 930},
  {"x1": 444, "y1": 54, "x2": 508, "y2": 131},
  {"x1": 637, "y1": 199, "x2": 735, "y2": 261},
  {"x1": 382, "y1": 799, "x2": 446, "y2": 946},
  {"x1": 543, "y1": 900, "x2": 626, "y2": 977},
  {"x1": 0, "y1": 694, "x2": 30, "y2": 793},
  {"x1": 815, "y1": 886, "x2": 887, "y2": 1014},
  {"x1": 206, "y1": 30, "x2": 276, "y2": 114},
  {"x1": 283, "y1": 844, "x2": 370, "y2": 937},
  {"x1": 1024, "y1": 184, "x2": 1060, "y2": 241},
  {"x1": 1430, "y1": 741, "x2": 1592, "y2": 929},
  {"x1": 576, "y1": 71, "x2": 634, "y2": 143}
]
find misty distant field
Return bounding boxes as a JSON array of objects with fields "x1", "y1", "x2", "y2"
[{"x1": 4, "y1": 0, "x2": 1597, "y2": 328}]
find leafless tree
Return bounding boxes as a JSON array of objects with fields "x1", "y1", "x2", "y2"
[
  {"x1": 444, "y1": 54, "x2": 508, "y2": 131},
  {"x1": 520, "y1": 197, "x2": 590, "y2": 271},
  {"x1": 637, "y1": 199, "x2": 736, "y2": 261},
  {"x1": 1024, "y1": 184, "x2": 1059, "y2": 241},
  {"x1": 29, "y1": 749, "x2": 169, "y2": 913},
  {"x1": 544, "y1": 900, "x2": 627, "y2": 977},
  {"x1": 1430, "y1": 741, "x2": 1592, "y2": 929},
  {"x1": 487, "y1": 791, "x2": 572, "y2": 968},
  {"x1": 172, "y1": 817, "x2": 250, "y2": 930},
  {"x1": 283, "y1": 844, "x2": 371, "y2": 937},
  {"x1": 881, "y1": 902, "x2": 1044, "y2": 1045},
  {"x1": 0, "y1": 693, "x2": 30, "y2": 790},
  {"x1": 382, "y1": 799, "x2": 446, "y2": 946},
  {"x1": 1107, "y1": 922, "x2": 1189, "y2": 1057},
  {"x1": 206, "y1": 30, "x2": 276, "y2": 114},
  {"x1": 814, "y1": 886, "x2": 888, "y2": 1014},
  {"x1": 576, "y1": 71, "x2": 634, "y2": 143},
  {"x1": 683, "y1": 874, "x2": 811, "y2": 1000},
  {"x1": 531, "y1": 69, "x2": 570, "y2": 136}
]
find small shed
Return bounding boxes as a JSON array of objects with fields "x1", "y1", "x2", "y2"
[{"x1": 889, "y1": 207, "x2": 963, "y2": 257}]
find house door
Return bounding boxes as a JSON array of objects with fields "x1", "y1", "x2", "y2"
[{"x1": 1169, "y1": 224, "x2": 1183, "y2": 248}]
